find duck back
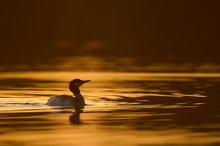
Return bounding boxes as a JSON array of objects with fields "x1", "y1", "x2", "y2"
[{"x1": 47, "y1": 95, "x2": 75, "y2": 106}]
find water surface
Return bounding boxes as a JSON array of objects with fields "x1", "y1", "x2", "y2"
[{"x1": 0, "y1": 71, "x2": 220, "y2": 146}]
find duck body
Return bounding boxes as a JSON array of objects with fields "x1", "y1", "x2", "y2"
[
  {"x1": 47, "y1": 95, "x2": 76, "y2": 106},
  {"x1": 46, "y1": 79, "x2": 90, "y2": 107}
]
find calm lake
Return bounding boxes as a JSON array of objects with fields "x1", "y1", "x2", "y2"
[{"x1": 1, "y1": 70, "x2": 220, "y2": 146}]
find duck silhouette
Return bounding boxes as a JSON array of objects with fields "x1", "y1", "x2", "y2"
[{"x1": 47, "y1": 79, "x2": 90, "y2": 107}]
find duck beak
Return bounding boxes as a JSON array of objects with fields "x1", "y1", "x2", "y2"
[{"x1": 82, "y1": 80, "x2": 91, "y2": 84}]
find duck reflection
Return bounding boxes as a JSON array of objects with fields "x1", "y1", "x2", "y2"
[{"x1": 69, "y1": 105, "x2": 83, "y2": 125}]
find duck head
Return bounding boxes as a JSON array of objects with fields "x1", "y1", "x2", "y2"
[{"x1": 69, "y1": 79, "x2": 91, "y2": 94}]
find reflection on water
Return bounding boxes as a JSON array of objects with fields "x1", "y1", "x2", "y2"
[
  {"x1": 69, "y1": 106, "x2": 83, "y2": 125},
  {"x1": 0, "y1": 71, "x2": 220, "y2": 145},
  {"x1": 1, "y1": 56, "x2": 220, "y2": 73}
]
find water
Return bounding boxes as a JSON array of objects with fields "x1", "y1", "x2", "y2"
[{"x1": 0, "y1": 71, "x2": 220, "y2": 146}]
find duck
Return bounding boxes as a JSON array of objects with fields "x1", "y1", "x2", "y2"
[{"x1": 47, "y1": 79, "x2": 91, "y2": 107}]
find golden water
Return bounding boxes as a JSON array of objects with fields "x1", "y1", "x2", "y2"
[{"x1": 1, "y1": 71, "x2": 220, "y2": 146}]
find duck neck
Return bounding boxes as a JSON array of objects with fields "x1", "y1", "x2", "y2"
[
  {"x1": 72, "y1": 87, "x2": 80, "y2": 95},
  {"x1": 71, "y1": 87, "x2": 85, "y2": 106}
]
